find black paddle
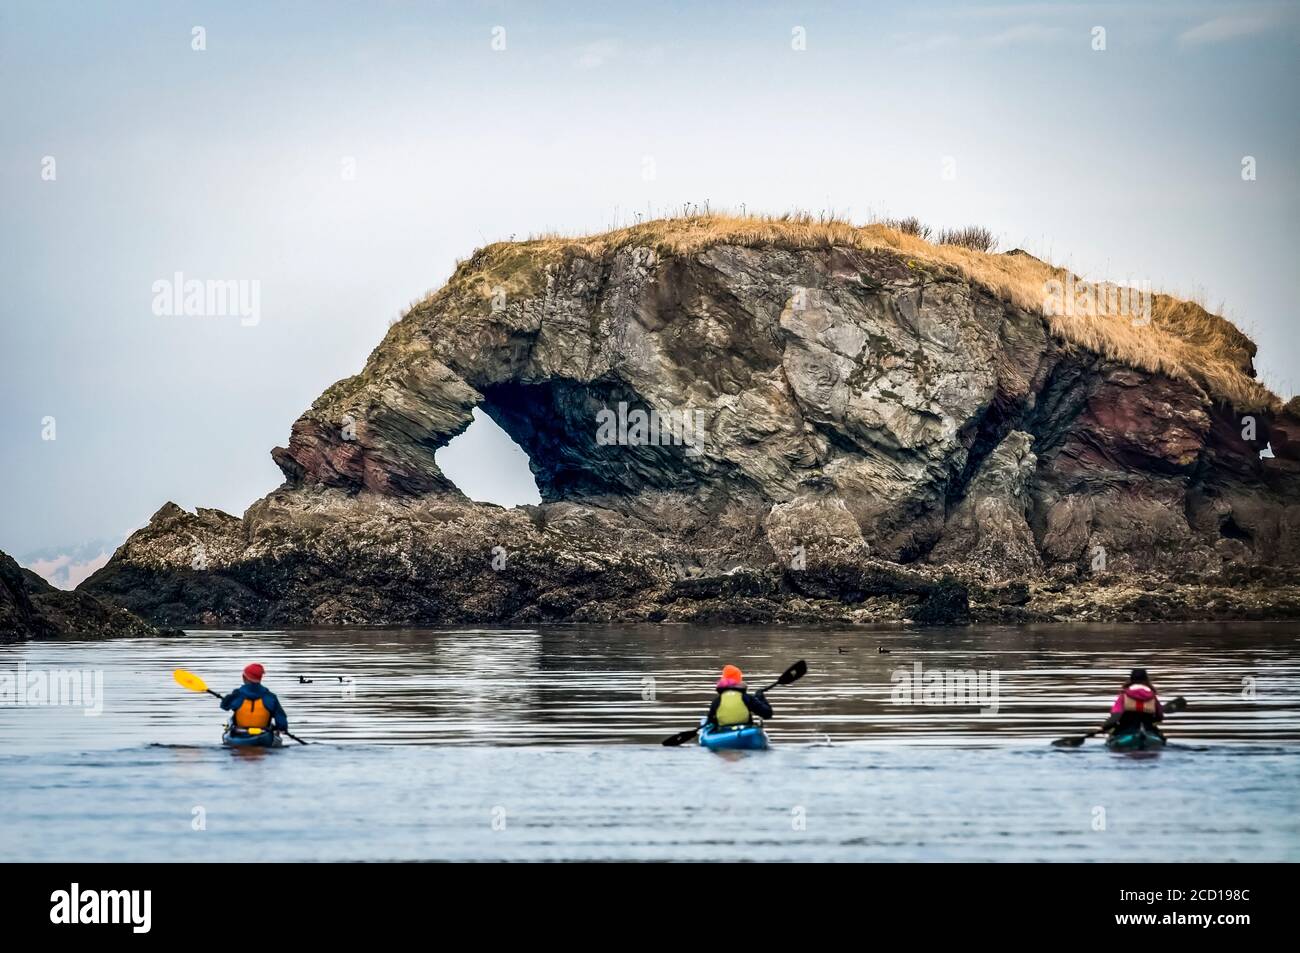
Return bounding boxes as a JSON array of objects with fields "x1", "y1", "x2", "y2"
[
  {"x1": 661, "y1": 660, "x2": 808, "y2": 747},
  {"x1": 1052, "y1": 695, "x2": 1187, "y2": 748}
]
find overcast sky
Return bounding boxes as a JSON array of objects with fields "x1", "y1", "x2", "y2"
[{"x1": 2, "y1": 0, "x2": 1298, "y2": 572}]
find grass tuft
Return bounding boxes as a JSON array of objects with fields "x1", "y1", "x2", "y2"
[
  {"x1": 880, "y1": 216, "x2": 933, "y2": 241},
  {"x1": 936, "y1": 225, "x2": 998, "y2": 253}
]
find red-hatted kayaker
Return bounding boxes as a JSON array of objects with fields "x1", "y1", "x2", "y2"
[
  {"x1": 705, "y1": 664, "x2": 773, "y2": 728},
  {"x1": 220, "y1": 663, "x2": 289, "y2": 737},
  {"x1": 1101, "y1": 668, "x2": 1163, "y2": 737}
]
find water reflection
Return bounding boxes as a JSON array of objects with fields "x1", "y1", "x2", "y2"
[{"x1": 1, "y1": 622, "x2": 1296, "y2": 750}]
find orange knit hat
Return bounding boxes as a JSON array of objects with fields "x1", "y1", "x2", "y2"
[{"x1": 717, "y1": 664, "x2": 744, "y2": 688}]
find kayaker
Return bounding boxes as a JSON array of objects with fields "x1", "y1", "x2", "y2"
[
  {"x1": 220, "y1": 663, "x2": 289, "y2": 737},
  {"x1": 705, "y1": 664, "x2": 773, "y2": 729},
  {"x1": 1100, "y1": 668, "x2": 1163, "y2": 737}
]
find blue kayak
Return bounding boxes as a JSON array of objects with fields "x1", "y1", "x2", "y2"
[
  {"x1": 1106, "y1": 724, "x2": 1166, "y2": 752},
  {"x1": 699, "y1": 720, "x2": 769, "y2": 751},
  {"x1": 222, "y1": 726, "x2": 282, "y2": 749}
]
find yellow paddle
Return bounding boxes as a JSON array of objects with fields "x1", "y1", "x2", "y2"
[
  {"x1": 174, "y1": 668, "x2": 222, "y2": 698},
  {"x1": 173, "y1": 669, "x2": 309, "y2": 745}
]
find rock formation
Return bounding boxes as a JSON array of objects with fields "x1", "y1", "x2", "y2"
[
  {"x1": 1, "y1": 549, "x2": 179, "y2": 640},
  {"x1": 81, "y1": 216, "x2": 1300, "y2": 627}
]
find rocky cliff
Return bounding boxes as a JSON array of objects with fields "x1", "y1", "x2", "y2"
[
  {"x1": 1, "y1": 549, "x2": 179, "y2": 640},
  {"x1": 81, "y1": 216, "x2": 1300, "y2": 627}
]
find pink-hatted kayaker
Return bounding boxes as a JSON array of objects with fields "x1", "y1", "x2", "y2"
[{"x1": 1100, "y1": 668, "x2": 1164, "y2": 737}]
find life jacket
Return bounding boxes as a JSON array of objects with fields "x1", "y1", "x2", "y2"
[
  {"x1": 715, "y1": 689, "x2": 751, "y2": 727},
  {"x1": 1121, "y1": 685, "x2": 1159, "y2": 713},
  {"x1": 234, "y1": 695, "x2": 272, "y2": 729}
]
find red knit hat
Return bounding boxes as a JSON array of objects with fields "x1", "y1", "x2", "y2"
[{"x1": 243, "y1": 663, "x2": 265, "y2": 683}]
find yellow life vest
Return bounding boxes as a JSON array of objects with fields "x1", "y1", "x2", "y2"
[
  {"x1": 234, "y1": 696, "x2": 272, "y2": 729},
  {"x1": 715, "y1": 689, "x2": 751, "y2": 727}
]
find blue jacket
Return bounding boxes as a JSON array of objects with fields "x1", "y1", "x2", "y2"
[{"x1": 220, "y1": 681, "x2": 288, "y2": 731}]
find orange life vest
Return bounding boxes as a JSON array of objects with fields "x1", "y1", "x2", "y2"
[{"x1": 234, "y1": 696, "x2": 272, "y2": 729}]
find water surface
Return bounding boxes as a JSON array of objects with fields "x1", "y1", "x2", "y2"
[{"x1": 2, "y1": 623, "x2": 1297, "y2": 861}]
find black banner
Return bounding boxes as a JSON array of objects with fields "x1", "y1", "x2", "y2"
[{"x1": 4, "y1": 864, "x2": 1284, "y2": 940}]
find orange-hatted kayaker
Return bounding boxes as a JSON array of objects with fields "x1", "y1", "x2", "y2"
[
  {"x1": 705, "y1": 665, "x2": 773, "y2": 728},
  {"x1": 220, "y1": 663, "x2": 289, "y2": 736},
  {"x1": 1100, "y1": 668, "x2": 1164, "y2": 737}
]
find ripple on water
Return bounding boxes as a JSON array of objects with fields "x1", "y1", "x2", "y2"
[{"x1": 1, "y1": 623, "x2": 1298, "y2": 860}]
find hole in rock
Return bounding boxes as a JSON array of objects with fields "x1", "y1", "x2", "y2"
[
  {"x1": 477, "y1": 379, "x2": 709, "y2": 500},
  {"x1": 1218, "y1": 515, "x2": 1252, "y2": 542},
  {"x1": 435, "y1": 408, "x2": 541, "y2": 507}
]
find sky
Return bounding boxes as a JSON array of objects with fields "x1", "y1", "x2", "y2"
[{"x1": 2, "y1": 0, "x2": 1298, "y2": 579}]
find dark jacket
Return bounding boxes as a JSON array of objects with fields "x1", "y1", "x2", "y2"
[
  {"x1": 706, "y1": 686, "x2": 773, "y2": 727},
  {"x1": 220, "y1": 681, "x2": 288, "y2": 731}
]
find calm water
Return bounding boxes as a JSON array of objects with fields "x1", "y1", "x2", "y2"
[{"x1": 2, "y1": 623, "x2": 1298, "y2": 861}]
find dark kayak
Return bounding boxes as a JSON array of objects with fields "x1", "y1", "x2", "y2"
[
  {"x1": 222, "y1": 726, "x2": 283, "y2": 749},
  {"x1": 1106, "y1": 724, "x2": 1166, "y2": 752},
  {"x1": 699, "y1": 720, "x2": 769, "y2": 751}
]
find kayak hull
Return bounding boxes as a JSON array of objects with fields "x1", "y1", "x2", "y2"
[
  {"x1": 1106, "y1": 724, "x2": 1166, "y2": 752},
  {"x1": 222, "y1": 727, "x2": 283, "y2": 749},
  {"x1": 699, "y1": 721, "x2": 769, "y2": 751}
]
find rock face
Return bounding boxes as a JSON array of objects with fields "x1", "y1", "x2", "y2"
[
  {"x1": 1, "y1": 549, "x2": 178, "y2": 640},
  {"x1": 81, "y1": 220, "x2": 1300, "y2": 627}
]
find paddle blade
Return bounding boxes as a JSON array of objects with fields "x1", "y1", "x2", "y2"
[
  {"x1": 173, "y1": 669, "x2": 209, "y2": 694},
  {"x1": 1168, "y1": 696, "x2": 1188, "y2": 712},
  {"x1": 1052, "y1": 736, "x2": 1086, "y2": 747},
  {"x1": 662, "y1": 727, "x2": 701, "y2": 747},
  {"x1": 776, "y1": 660, "x2": 808, "y2": 686}
]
